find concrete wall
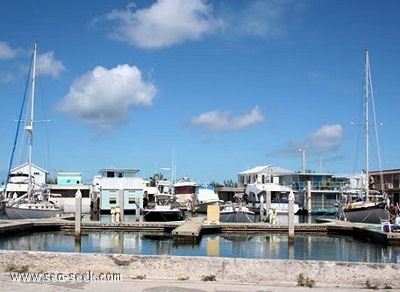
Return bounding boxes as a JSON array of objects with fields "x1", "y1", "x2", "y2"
[{"x1": 0, "y1": 251, "x2": 399, "y2": 290}]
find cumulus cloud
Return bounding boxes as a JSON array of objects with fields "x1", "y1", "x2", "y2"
[
  {"x1": 55, "y1": 64, "x2": 157, "y2": 130},
  {"x1": 100, "y1": 0, "x2": 223, "y2": 48},
  {"x1": 270, "y1": 124, "x2": 344, "y2": 158},
  {"x1": 0, "y1": 42, "x2": 17, "y2": 59},
  {"x1": 37, "y1": 51, "x2": 66, "y2": 78},
  {"x1": 0, "y1": 42, "x2": 65, "y2": 80},
  {"x1": 94, "y1": 0, "x2": 300, "y2": 48},
  {"x1": 190, "y1": 106, "x2": 264, "y2": 132},
  {"x1": 308, "y1": 124, "x2": 343, "y2": 152}
]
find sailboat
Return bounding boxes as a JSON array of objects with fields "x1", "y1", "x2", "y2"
[
  {"x1": 4, "y1": 43, "x2": 64, "y2": 219},
  {"x1": 338, "y1": 48, "x2": 390, "y2": 224}
]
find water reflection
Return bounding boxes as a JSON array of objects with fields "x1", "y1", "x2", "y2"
[{"x1": 0, "y1": 230, "x2": 399, "y2": 263}]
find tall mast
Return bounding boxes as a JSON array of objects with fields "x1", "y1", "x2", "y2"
[
  {"x1": 364, "y1": 48, "x2": 370, "y2": 199},
  {"x1": 26, "y1": 43, "x2": 37, "y2": 195}
]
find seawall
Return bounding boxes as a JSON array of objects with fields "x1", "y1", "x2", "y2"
[{"x1": 0, "y1": 250, "x2": 399, "y2": 290}]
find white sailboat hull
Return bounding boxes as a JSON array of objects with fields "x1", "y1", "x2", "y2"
[{"x1": 5, "y1": 205, "x2": 63, "y2": 219}]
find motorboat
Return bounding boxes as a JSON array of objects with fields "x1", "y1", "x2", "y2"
[
  {"x1": 219, "y1": 202, "x2": 256, "y2": 223},
  {"x1": 142, "y1": 194, "x2": 185, "y2": 222}
]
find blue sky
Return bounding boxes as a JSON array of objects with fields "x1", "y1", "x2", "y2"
[{"x1": 1, "y1": 0, "x2": 400, "y2": 184}]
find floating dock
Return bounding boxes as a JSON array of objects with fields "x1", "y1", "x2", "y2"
[{"x1": 172, "y1": 217, "x2": 204, "y2": 242}]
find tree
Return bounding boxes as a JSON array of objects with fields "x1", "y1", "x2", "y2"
[
  {"x1": 223, "y1": 179, "x2": 238, "y2": 188},
  {"x1": 209, "y1": 180, "x2": 238, "y2": 188},
  {"x1": 148, "y1": 173, "x2": 164, "y2": 187},
  {"x1": 209, "y1": 181, "x2": 223, "y2": 188}
]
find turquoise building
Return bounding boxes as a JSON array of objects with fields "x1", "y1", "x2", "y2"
[
  {"x1": 57, "y1": 172, "x2": 82, "y2": 185},
  {"x1": 90, "y1": 168, "x2": 145, "y2": 213}
]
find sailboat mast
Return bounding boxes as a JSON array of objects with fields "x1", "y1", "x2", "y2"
[
  {"x1": 364, "y1": 48, "x2": 370, "y2": 200},
  {"x1": 26, "y1": 43, "x2": 37, "y2": 193}
]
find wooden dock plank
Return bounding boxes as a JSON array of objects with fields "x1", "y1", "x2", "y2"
[{"x1": 172, "y1": 217, "x2": 204, "y2": 242}]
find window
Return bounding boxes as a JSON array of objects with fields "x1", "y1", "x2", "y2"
[
  {"x1": 129, "y1": 195, "x2": 136, "y2": 204},
  {"x1": 109, "y1": 191, "x2": 117, "y2": 204}
]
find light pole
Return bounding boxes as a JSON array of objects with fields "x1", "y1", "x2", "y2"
[{"x1": 299, "y1": 148, "x2": 306, "y2": 173}]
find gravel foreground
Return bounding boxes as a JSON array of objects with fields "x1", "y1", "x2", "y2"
[{"x1": 0, "y1": 250, "x2": 399, "y2": 291}]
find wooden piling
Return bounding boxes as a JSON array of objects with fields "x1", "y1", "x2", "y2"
[
  {"x1": 119, "y1": 188, "x2": 124, "y2": 221},
  {"x1": 288, "y1": 191, "x2": 295, "y2": 242},
  {"x1": 75, "y1": 189, "x2": 82, "y2": 237}
]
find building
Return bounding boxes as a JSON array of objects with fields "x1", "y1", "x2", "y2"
[
  {"x1": 370, "y1": 169, "x2": 400, "y2": 206},
  {"x1": 56, "y1": 172, "x2": 83, "y2": 185},
  {"x1": 238, "y1": 165, "x2": 294, "y2": 187},
  {"x1": 5, "y1": 163, "x2": 48, "y2": 196},
  {"x1": 90, "y1": 168, "x2": 145, "y2": 214},
  {"x1": 50, "y1": 172, "x2": 91, "y2": 213},
  {"x1": 238, "y1": 164, "x2": 348, "y2": 214}
]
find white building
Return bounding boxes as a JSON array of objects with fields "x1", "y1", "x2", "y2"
[
  {"x1": 238, "y1": 165, "x2": 294, "y2": 187},
  {"x1": 5, "y1": 163, "x2": 48, "y2": 195}
]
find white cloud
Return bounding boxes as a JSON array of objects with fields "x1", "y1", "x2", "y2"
[
  {"x1": 0, "y1": 43, "x2": 65, "y2": 79},
  {"x1": 56, "y1": 64, "x2": 157, "y2": 130},
  {"x1": 0, "y1": 42, "x2": 17, "y2": 59},
  {"x1": 308, "y1": 124, "x2": 343, "y2": 152},
  {"x1": 101, "y1": 0, "x2": 223, "y2": 48},
  {"x1": 222, "y1": 0, "x2": 289, "y2": 38},
  {"x1": 271, "y1": 124, "x2": 344, "y2": 158},
  {"x1": 37, "y1": 51, "x2": 66, "y2": 78},
  {"x1": 190, "y1": 106, "x2": 264, "y2": 132}
]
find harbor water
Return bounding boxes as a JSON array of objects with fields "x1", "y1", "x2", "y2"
[{"x1": 0, "y1": 215, "x2": 399, "y2": 264}]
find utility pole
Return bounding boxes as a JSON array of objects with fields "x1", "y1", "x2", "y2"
[{"x1": 299, "y1": 149, "x2": 306, "y2": 173}]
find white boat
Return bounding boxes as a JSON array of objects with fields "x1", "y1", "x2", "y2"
[
  {"x1": 219, "y1": 202, "x2": 256, "y2": 223},
  {"x1": 245, "y1": 183, "x2": 300, "y2": 214},
  {"x1": 195, "y1": 184, "x2": 223, "y2": 213},
  {"x1": 338, "y1": 49, "x2": 390, "y2": 224},
  {"x1": 142, "y1": 194, "x2": 185, "y2": 222},
  {"x1": 5, "y1": 192, "x2": 63, "y2": 219},
  {"x1": 156, "y1": 179, "x2": 173, "y2": 195},
  {"x1": 4, "y1": 43, "x2": 63, "y2": 219},
  {"x1": 173, "y1": 177, "x2": 197, "y2": 209}
]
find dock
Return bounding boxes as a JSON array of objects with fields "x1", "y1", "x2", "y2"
[
  {"x1": 0, "y1": 215, "x2": 74, "y2": 234},
  {"x1": 0, "y1": 216, "x2": 399, "y2": 245},
  {"x1": 172, "y1": 217, "x2": 204, "y2": 242}
]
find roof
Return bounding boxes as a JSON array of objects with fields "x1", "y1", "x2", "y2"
[
  {"x1": 239, "y1": 165, "x2": 294, "y2": 175},
  {"x1": 370, "y1": 169, "x2": 400, "y2": 175},
  {"x1": 98, "y1": 168, "x2": 140, "y2": 173},
  {"x1": 11, "y1": 162, "x2": 49, "y2": 174},
  {"x1": 57, "y1": 172, "x2": 82, "y2": 177}
]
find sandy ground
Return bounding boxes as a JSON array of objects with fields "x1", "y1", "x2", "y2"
[{"x1": 0, "y1": 250, "x2": 399, "y2": 291}]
